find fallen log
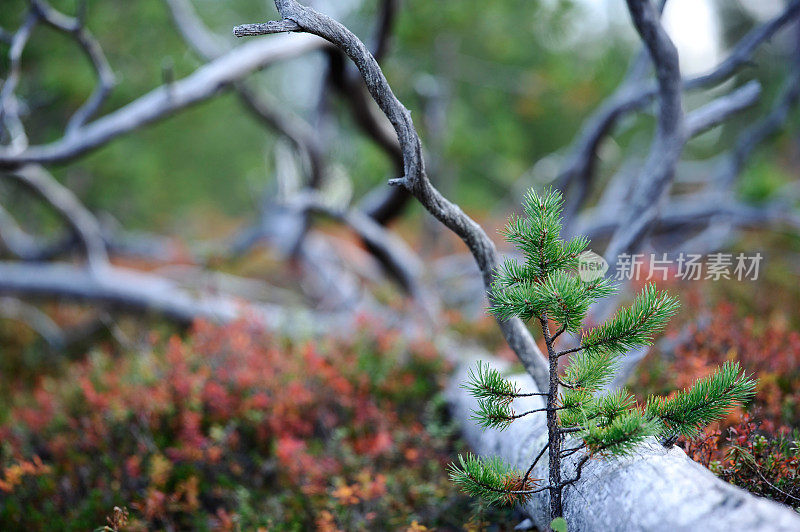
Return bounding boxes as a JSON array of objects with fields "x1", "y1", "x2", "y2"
[{"x1": 446, "y1": 358, "x2": 800, "y2": 531}]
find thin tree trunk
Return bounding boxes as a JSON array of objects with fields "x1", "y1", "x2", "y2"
[{"x1": 540, "y1": 316, "x2": 563, "y2": 519}]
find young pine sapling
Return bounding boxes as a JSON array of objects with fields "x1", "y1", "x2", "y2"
[{"x1": 449, "y1": 188, "x2": 756, "y2": 524}]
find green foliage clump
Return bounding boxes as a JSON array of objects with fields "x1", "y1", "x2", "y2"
[{"x1": 450, "y1": 188, "x2": 757, "y2": 514}]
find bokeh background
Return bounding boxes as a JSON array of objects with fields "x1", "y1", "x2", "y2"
[{"x1": 1, "y1": 0, "x2": 799, "y2": 530}]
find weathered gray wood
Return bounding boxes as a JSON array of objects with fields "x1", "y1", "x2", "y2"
[
  {"x1": 447, "y1": 359, "x2": 800, "y2": 532},
  {"x1": 0, "y1": 261, "x2": 349, "y2": 336},
  {"x1": 0, "y1": 32, "x2": 323, "y2": 168},
  {"x1": 233, "y1": 0, "x2": 552, "y2": 392}
]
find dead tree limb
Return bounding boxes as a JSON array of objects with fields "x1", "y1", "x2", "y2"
[
  {"x1": 164, "y1": 0, "x2": 326, "y2": 190},
  {"x1": 30, "y1": 0, "x2": 116, "y2": 133},
  {"x1": 603, "y1": 0, "x2": 685, "y2": 266},
  {"x1": 3, "y1": 165, "x2": 109, "y2": 271},
  {"x1": 556, "y1": 0, "x2": 800, "y2": 226},
  {"x1": 293, "y1": 192, "x2": 440, "y2": 321},
  {"x1": 0, "y1": 33, "x2": 324, "y2": 168},
  {"x1": 684, "y1": 80, "x2": 761, "y2": 138},
  {"x1": 558, "y1": 0, "x2": 667, "y2": 226},
  {"x1": 168, "y1": 0, "x2": 421, "y2": 293},
  {"x1": 0, "y1": 11, "x2": 36, "y2": 151},
  {"x1": 319, "y1": 0, "x2": 408, "y2": 226},
  {"x1": 0, "y1": 260, "x2": 356, "y2": 335},
  {"x1": 234, "y1": 0, "x2": 550, "y2": 392}
]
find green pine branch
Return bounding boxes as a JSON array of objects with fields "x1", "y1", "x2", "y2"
[
  {"x1": 448, "y1": 453, "x2": 539, "y2": 506},
  {"x1": 572, "y1": 283, "x2": 679, "y2": 357},
  {"x1": 561, "y1": 349, "x2": 617, "y2": 392},
  {"x1": 499, "y1": 189, "x2": 589, "y2": 284},
  {"x1": 593, "y1": 389, "x2": 637, "y2": 427},
  {"x1": 579, "y1": 410, "x2": 660, "y2": 456},
  {"x1": 465, "y1": 362, "x2": 548, "y2": 430},
  {"x1": 471, "y1": 397, "x2": 517, "y2": 430},
  {"x1": 463, "y1": 361, "x2": 521, "y2": 402},
  {"x1": 645, "y1": 361, "x2": 757, "y2": 439}
]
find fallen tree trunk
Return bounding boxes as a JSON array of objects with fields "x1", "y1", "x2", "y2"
[{"x1": 446, "y1": 358, "x2": 800, "y2": 531}]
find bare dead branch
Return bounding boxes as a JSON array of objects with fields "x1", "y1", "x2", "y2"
[
  {"x1": 0, "y1": 33, "x2": 324, "y2": 168},
  {"x1": 603, "y1": 0, "x2": 684, "y2": 266},
  {"x1": 687, "y1": 0, "x2": 800, "y2": 90},
  {"x1": 685, "y1": 80, "x2": 762, "y2": 138},
  {"x1": 233, "y1": 20, "x2": 301, "y2": 37},
  {"x1": 294, "y1": 192, "x2": 440, "y2": 320},
  {"x1": 165, "y1": 0, "x2": 326, "y2": 189},
  {"x1": 0, "y1": 11, "x2": 37, "y2": 151},
  {"x1": 556, "y1": 0, "x2": 800, "y2": 223},
  {"x1": 323, "y1": 48, "x2": 408, "y2": 225},
  {"x1": 0, "y1": 260, "x2": 363, "y2": 336},
  {"x1": 371, "y1": 0, "x2": 400, "y2": 63},
  {"x1": 558, "y1": 0, "x2": 666, "y2": 225},
  {"x1": 3, "y1": 165, "x2": 108, "y2": 271},
  {"x1": 579, "y1": 194, "x2": 800, "y2": 242},
  {"x1": 234, "y1": 0, "x2": 550, "y2": 391},
  {"x1": 30, "y1": 0, "x2": 116, "y2": 133}
]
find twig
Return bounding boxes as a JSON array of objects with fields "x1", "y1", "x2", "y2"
[{"x1": 522, "y1": 442, "x2": 550, "y2": 485}]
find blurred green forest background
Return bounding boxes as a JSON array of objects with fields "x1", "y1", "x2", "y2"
[{"x1": 2, "y1": 0, "x2": 796, "y2": 236}]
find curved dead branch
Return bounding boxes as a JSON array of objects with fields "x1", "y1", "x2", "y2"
[
  {"x1": 0, "y1": 33, "x2": 324, "y2": 168},
  {"x1": 164, "y1": 0, "x2": 326, "y2": 189},
  {"x1": 234, "y1": 0, "x2": 550, "y2": 391},
  {"x1": 684, "y1": 80, "x2": 762, "y2": 138},
  {"x1": 3, "y1": 165, "x2": 108, "y2": 271},
  {"x1": 557, "y1": 0, "x2": 800, "y2": 224},
  {"x1": 30, "y1": 0, "x2": 116, "y2": 133},
  {"x1": 603, "y1": 0, "x2": 684, "y2": 265},
  {"x1": 293, "y1": 192, "x2": 439, "y2": 320},
  {"x1": 0, "y1": 11, "x2": 37, "y2": 151}
]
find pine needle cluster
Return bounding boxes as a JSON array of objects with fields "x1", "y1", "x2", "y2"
[{"x1": 449, "y1": 188, "x2": 757, "y2": 517}]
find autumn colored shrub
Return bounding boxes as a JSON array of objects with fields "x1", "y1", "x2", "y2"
[
  {"x1": 0, "y1": 318, "x2": 514, "y2": 530},
  {"x1": 684, "y1": 414, "x2": 800, "y2": 508},
  {"x1": 632, "y1": 300, "x2": 800, "y2": 508}
]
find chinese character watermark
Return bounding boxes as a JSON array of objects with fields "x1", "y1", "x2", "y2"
[{"x1": 606, "y1": 252, "x2": 763, "y2": 281}]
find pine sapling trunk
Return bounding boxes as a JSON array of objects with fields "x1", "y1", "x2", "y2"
[{"x1": 541, "y1": 315, "x2": 563, "y2": 519}]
